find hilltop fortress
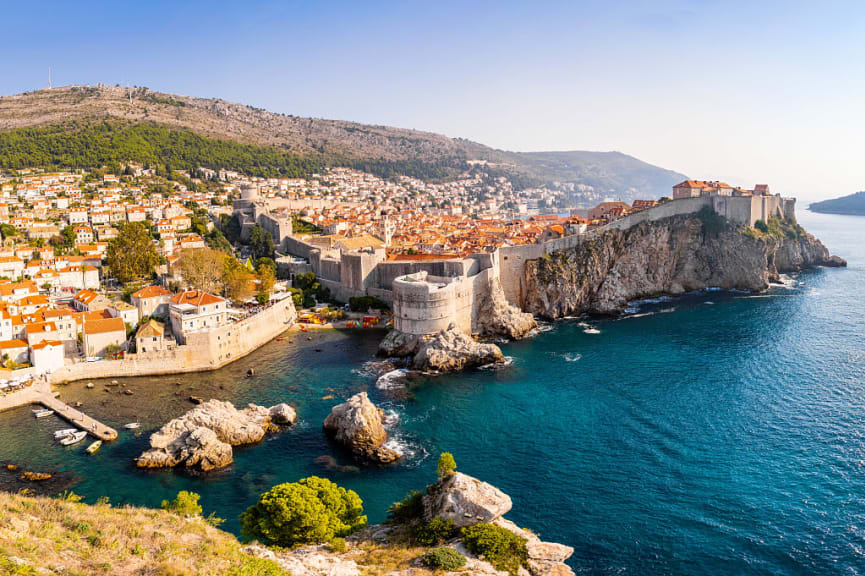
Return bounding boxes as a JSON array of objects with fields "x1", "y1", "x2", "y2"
[{"x1": 259, "y1": 182, "x2": 817, "y2": 337}]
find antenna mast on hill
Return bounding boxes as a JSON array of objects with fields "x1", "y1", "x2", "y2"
[{"x1": 48, "y1": 66, "x2": 52, "y2": 89}]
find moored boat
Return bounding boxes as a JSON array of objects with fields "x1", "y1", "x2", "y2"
[
  {"x1": 53, "y1": 428, "x2": 77, "y2": 439},
  {"x1": 85, "y1": 440, "x2": 102, "y2": 454},
  {"x1": 124, "y1": 422, "x2": 140, "y2": 430},
  {"x1": 60, "y1": 431, "x2": 87, "y2": 446},
  {"x1": 33, "y1": 409, "x2": 54, "y2": 419}
]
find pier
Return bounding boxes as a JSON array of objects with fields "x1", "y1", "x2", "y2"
[{"x1": 0, "y1": 379, "x2": 118, "y2": 441}]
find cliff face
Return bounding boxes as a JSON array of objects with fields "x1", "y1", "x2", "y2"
[{"x1": 523, "y1": 214, "x2": 842, "y2": 318}]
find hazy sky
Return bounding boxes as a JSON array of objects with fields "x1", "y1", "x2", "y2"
[{"x1": 2, "y1": 0, "x2": 864, "y2": 201}]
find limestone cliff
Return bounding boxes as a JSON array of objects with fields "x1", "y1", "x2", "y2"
[{"x1": 523, "y1": 214, "x2": 845, "y2": 318}]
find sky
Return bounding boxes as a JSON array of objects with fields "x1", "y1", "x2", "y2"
[{"x1": 2, "y1": 0, "x2": 864, "y2": 201}]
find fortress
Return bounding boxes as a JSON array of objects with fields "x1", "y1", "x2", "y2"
[{"x1": 263, "y1": 188, "x2": 796, "y2": 337}]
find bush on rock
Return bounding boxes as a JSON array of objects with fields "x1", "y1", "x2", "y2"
[
  {"x1": 420, "y1": 547, "x2": 466, "y2": 570},
  {"x1": 461, "y1": 523, "x2": 528, "y2": 576},
  {"x1": 240, "y1": 476, "x2": 366, "y2": 547}
]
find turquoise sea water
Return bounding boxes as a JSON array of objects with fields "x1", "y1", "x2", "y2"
[{"x1": 0, "y1": 209, "x2": 863, "y2": 574}]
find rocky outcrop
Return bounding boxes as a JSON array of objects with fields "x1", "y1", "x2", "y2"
[
  {"x1": 524, "y1": 214, "x2": 845, "y2": 318},
  {"x1": 423, "y1": 472, "x2": 512, "y2": 528},
  {"x1": 379, "y1": 324, "x2": 506, "y2": 373},
  {"x1": 378, "y1": 329, "x2": 420, "y2": 357},
  {"x1": 136, "y1": 399, "x2": 296, "y2": 472},
  {"x1": 424, "y1": 472, "x2": 574, "y2": 576},
  {"x1": 243, "y1": 544, "x2": 360, "y2": 576},
  {"x1": 411, "y1": 326, "x2": 505, "y2": 372},
  {"x1": 494, "y1": 518, "x2": 575, "y2": 576},
  {"x1": 323, "y1": 392, "x2": 401, "y2": 464},
  {"x1": 475, "y1": 279, "x2": 538, "y2": 339}
]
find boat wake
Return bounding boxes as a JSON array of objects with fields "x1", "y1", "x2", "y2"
[{"x1": 578, "y1": 322, "x2": 601, "y2": 334}]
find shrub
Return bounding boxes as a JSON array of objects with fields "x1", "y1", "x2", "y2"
[
  {"x1": 414, "y1": 517, "x2": 457, "y2": 546},
  {"x1": 256, "y1": 292, "x2": 270, "y2": 304},
  {"x1": 161, "y1": 491, "x2": 203, "y2": 517},
  {"x1": 229, "y1": 556, "x2": 290, "y2": 576},
  {"x1": 348, "y1": 296, "x2": 389, "y2": 312},
  {"x1": 240, "y1": 476, "x2": 367, "y2": 547},
  {"x1": 420, "y1": 547, "x2": 466, "y2": 570},
  {"x1": 754, "y1": 219, "x2": 769, "y2": 233},
  {"x1": 437, "y1": 452, "x2": 457, "y2": 480},
  {"x1": 696, "y1": 205, "x2": 725, "y2": 236},
  {"x1": 461, "y1": 523, "x2": 528, "y2": 576},
  {"x1": 386, "y1": 490, "x2": 424, "y2": 525},
  {"x1": 327, "y1": 537, "x2": 347, "y2": 553}
]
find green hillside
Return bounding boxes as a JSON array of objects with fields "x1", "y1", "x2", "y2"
[{"x1": 809, "y1": 191, "x2": 865, "y2": 216}]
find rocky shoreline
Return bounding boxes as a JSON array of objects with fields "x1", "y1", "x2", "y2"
[{"x1": 523, "y1": 213, "x2": 846, "y2": 318}]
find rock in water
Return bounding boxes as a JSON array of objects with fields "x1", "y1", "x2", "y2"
[
  {"x1": 323, "y1": 392, "x2": 401, "y2": 464},
  {"x1": 411, "y1": 325, "x2": 504, "y2": 372},
  {"x1": 423, "y1": 472, "x2": 512, "y2": 527},
  {"x1": 269, "y1": 403, "x2": 297, "y2": 425},
  {"x1": 377, "y1": 329, "x2": 420, "y2": 357},
  {"x1": 136, "y1": 399, "x2": 295, "y2": 472}
]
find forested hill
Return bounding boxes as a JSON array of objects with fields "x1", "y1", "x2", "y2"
[
  {"x1": 0, "y1": 85, "x2": 687, "y2": 197},
  {"x1": 809, "y1": 191, "x2": 865, "y2": 216}
]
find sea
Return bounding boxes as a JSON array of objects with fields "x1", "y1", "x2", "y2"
[{"x1": 0, "y1": 209, "x2": 863, "y2": 575}]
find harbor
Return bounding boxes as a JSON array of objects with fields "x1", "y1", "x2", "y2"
[{"x1": 0, "y1": 377, "x2": 118, "y2": 442}]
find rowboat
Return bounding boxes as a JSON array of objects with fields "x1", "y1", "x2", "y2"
[
  {"x1": 54, "y1": 428, "x2": 77, "y2": 439},
  {"x1": 85, "y1": 440, "x2": 102, "y2": 454},
  {"x1": 124, "y1": 422, "x2": 140, "y2": 430},
  {"x1": 33, "y1": 409, "x2": 54, "y2": 419},
  {"x1": 60, "y1": 431, "x2": 87, "y2": 446}
]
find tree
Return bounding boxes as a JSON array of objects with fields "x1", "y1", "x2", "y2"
[
  {"x1": 437, "y1": 452, "x2": 457, "y2": 480},
  {"x1": 178, "y1": 247, "x2": 226, "y2": 294},
  {"x1": 161, "y1": 490, "x2": 203, "y2": 517},
  {"x1": 240, "y1": 476, "x2": 366, "y2": 547},
  {"x1": 257, "y1": 260, "x2": 276, "y2": 295},
  {"x1": 222, "y1": 257, "x2": 253, "y2": 304},
  {"x1": 105, "y1": 222, "x2": 159, "y2": 283}
]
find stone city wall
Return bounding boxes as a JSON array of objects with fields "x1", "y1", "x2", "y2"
[
  {"x1": 49, "y1": 297, "x2": 297, "y2": 384},
  {"x1": 392, "y1": 271, "x2": 474, "y2": 335}
]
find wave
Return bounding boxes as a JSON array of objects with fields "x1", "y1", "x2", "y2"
[
  {"x1": 354, "y1": 359, "x2": 401, "y2": 379},
  {"x1": 375, "y1": 368, "x2": 411, "y2": 390},
  {"x1": 564, "y1": 353, "x2": 582, "y2": 362},
  {"x1": 480, "y1": 356, "x2": 514, "y2": 370},
  {"x1": 526, "y1": 322, "x2": 555, "y2": 338}
]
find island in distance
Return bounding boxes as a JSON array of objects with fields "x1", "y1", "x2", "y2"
[{"x1": 809, "y1": 191, "x2": 865, "y2": 216}]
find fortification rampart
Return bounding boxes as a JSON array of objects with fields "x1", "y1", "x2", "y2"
[
  {"x1": 48, "y1": 297, "x2": 297, "y2": 384},
  {"x1": 392, "y1": 271, "x2": 474, "y2": 335}
]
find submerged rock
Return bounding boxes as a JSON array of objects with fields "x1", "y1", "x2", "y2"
[
  {"x1": 323, "y1": 392, "x2": 401, "y2": 464},
  {"x1": 136, "y1": 399, "x2": 295, "y2": 472}
]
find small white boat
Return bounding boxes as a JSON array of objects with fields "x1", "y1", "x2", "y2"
[
  {"x1": 60, "y1": 431, "x2": 87, "y2": 446},
  {"x1": 54, "y1": 428, "x2": 77, "y2": 439},
  {"x1": 124, "y1": 422, "x2": 141, "y2": 430},
  {"x1": 33, "y1": 409, "x2": 54, "y2": 419},
  {"x1": 85, "y1": 440, "x2": 102, "y2": 454}
]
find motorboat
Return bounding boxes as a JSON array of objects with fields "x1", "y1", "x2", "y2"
[
  {"x1": 53, "y1": 428, "x2": 78, "y2": 439},
  {"x1": 124, "y1": 422, "x2": 141, "y2": 430},
  {"x1": 33, "y1": 409, "x2": 55, "y2": 418},
  {"x1": 85, "y1": 440, "x2": 102, "y2": 454},
  {"x1": 60, "y1": 431, "x2": 87, "y2": 446}
]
